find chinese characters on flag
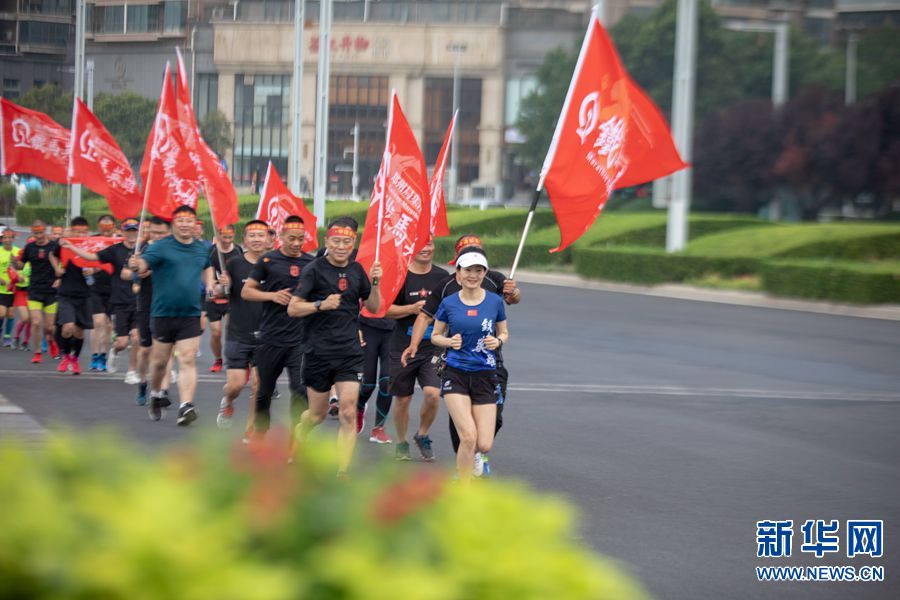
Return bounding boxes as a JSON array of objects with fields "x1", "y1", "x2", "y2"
[
  {"x1": 357, "y1": 91, "x2": 430, "y2": 318},
  {"x1": 59, "y1": 236, "x2": 118, "y2": 275},
  {"x1": 0, "y1": 98, "x2": 71, "y2": 184},
  {"x1": 257, "y1": 161, "x2": 318, "y2": 253}
]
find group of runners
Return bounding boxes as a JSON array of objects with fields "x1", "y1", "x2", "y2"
[{"x1": 2, "y1": 206, "x2": 521, "y2": 481}]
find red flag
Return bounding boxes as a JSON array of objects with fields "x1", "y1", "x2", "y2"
[
  {"x1": 69, "y1": 98, "x2": 142, "y2": 220},
  {"x1": 59, "y1": 236, "x2": 117, "y2": 275},
  {"x1": 615, "y1": 75, "x2": 688, "y2": 189},
  {"x1": 174, "y1": 49, "x2": 239, "y2": 227},
  {"x1": 257, "y1": 161, "x2": 318, "y2": 253},
  {"x1": 540, "y1": 17, "x2": 632, "y2": 252},
  {"x1": 0, "y1": 98, "x2": 70, "y2": 184},
  {"x1": 357, "y1": 91, "x2": 430, "y2": 318},
  {"x1": 140, "y1": 63, "x2": 201, "y2": 218},
  {"x1": 427, "y1": 111, "x2": 455, "y2": 238}
]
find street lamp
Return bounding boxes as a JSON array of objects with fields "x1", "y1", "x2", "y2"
[
  {"x1": 447, "y1": 42, "x2": 467, "y2": 205},
  {"x1": 724, "y1": 20, "x2": 790, "y2": 107}
]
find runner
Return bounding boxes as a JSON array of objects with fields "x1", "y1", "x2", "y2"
[
  {"x1": 404, "y1": 236, "x2": 520, "y2": 475},
  {"x1": 0, "y1": 229, "x2": 20, "y2": 346},
  {"x1": 10, "y1": 251, "x2": 31, "y2": 350},
  {"x1": 241, "y1": 215, "x2": 312, "y2": 436},
  {"x1": 88, "y1": 214, "x2": 117, "y2": 372},
  {"x1": 430, "y1": 248, "x2": 509, "y2": 483},
  {"x1": 128, "y1": 205, "x2": 214, "y2": 425},
  {"x1": 61, "y1": 217, "x2": 141, "y2": 383},
  {"x1": 288, "y1": 219, "x2": 382, "y2": 475},
  {"x1": 356, "y1": 314, "x2": 394, "y2": 439},
  {"x1": 15, "y1": 220, "x2": 60, "y2": 363},
  {"x1": 216, "y1": 219, "x2": 268, "y2": 436},
  {"x1": 384, "y1": 238, "x2": 447, "y2": 460},
  {"x1": 49, "y1": 225, "x2": 63, "y2": 243},
  {"x1": 52, "y1": 217, "x2": 94, "y2": 375},
  {"x1": 207, "y1": 223, "x2": 242, "y2": 373}
]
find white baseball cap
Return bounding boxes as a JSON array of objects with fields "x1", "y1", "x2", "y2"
[{"x1": 455, "y1": 250, "x2": 489, "y2": 270}]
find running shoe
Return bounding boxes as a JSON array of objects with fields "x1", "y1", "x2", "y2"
[
  {"x1": 106, "y1": 349, "x2": 117, "y2": 373},
  {"x1": 48, "y1": 340, "x2": 59, "y2": 358},
  {"x1": 136, "y1": 382, "x2": 148, "y2": 406},
  {"x1": 473, "y1": 452, "x2": 485, "y2": 477},
  {"x1": 41, "y1": 339, "x2": 48, "y2": 353},
  {"x1": 369, "y1": 426, "x2": 392, "y2": 444},
  {"x1": 70, "y1": 359, "x2": 81, "y2": 376},
  {"x1": 209, "y1": 359, "x2": 223, "y2": 373},
  {"x1": 148, "y1": 392, "x2": 171, "y2": 421},
  {"x1": 96, "y1": 353, "x2": 107, "y2": 372},
  {"x1": 89, "y1": 353, "x2": 99, "y2": 371},
  {"x1": 356, "y1": 404, "x2": 367, "y2": 434},
  {"x1": 328, "y1": 396, "x2": 339, "y2": 418},
  {"x1": 11, "y1": 338, "x2": 19, "y2": 350},
  {"x1": 216, "y1": 398, "x2": 234, "y2": 429},
  {"x1": 2, "y1": 337, "x2": 10, "y2": 348},
  {"x1": 177, "y1": 403, "x2": 198, "y2": 426},
  {"x1": 124, "y1": 370, "x2": 140, "y2": 385},
  {"x1": 481, "y1": 454, "x2": 491, "y2": 477},
  {"x1": 395, "y1": 441, "x2": 411, "y2": 461},
  {"x1": 413, "y1": 434, "x2": 435, "y2": 462},
  {"x1": 31, "y1": 352, "x2": 42, "y2": 364},
  {"x1": 57, "y1": 355, "x2": 71, "y2": 373}
]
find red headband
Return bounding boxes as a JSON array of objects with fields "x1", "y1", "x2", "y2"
[
  {"x1": 327, "y1": 226, "x2": 357, "y2": 239},
  {"x1": 283, "y1": 222, "x2": 306, "y2": 232},
  {"x1": 245, "y1": 223, "x2": 269, "y2": 232},
  {"x1": 31, "y1": 226, "x2": 46, "y2": 234},
  {"x1": 455, "y1": 236, "x2": 483, "y2": 255},
  {"x1": 173, "y1": 209, "x2": 196, "y2": 219}
]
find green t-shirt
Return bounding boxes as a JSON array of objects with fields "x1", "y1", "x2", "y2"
[
  {"x1": 141, "y1": 236, "x2": 211, "y2": 317},
  {"x1": 0, "y1": 245, "x2": 20, "y2": 294}
]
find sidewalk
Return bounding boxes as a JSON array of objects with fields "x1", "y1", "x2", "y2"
[
  {"x1": 0, "y1": 393, "x2": 47, "y2": 443},
  {"x1": 514, "y1": 269, "x2": 900, "y2": 321}
]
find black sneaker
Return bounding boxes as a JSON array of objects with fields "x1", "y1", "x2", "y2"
[
  {"x1": 136, "y1": 382, "x2": 148, "y2": 406},
  {"x1": 148, "y1": 394, "x2": 163, "y2": 421},
  {"x1": 177, "y1": 402, "x2": 198, "y2": 426},
  {"x1": 413, "y1": 434, "x2": 435, "y2": 462}
]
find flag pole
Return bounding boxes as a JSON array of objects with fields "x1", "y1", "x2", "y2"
[
  {"x1": 509, "y1": 182, "x2": 543, "y2": 281},
  {"x1": 375, "y1": 90, "x2": 396, "y2": 264},
  {"x1": 256, "y1": 161, "x2": 272, "y2": 220}
]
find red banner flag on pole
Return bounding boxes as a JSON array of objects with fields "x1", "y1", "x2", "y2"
[
  {"x1": 0, "y1": 98, "x2": 70, "y2": 184},
  {"x1": 174, "y1": 49, "x2": 239, "y2": 227},
  {"x1": 539, "y1": 15, "x2": 632, "y2": 252},
  {"x1": 614, "y1": 75, "x2": 688, "y2": 189},
  {"x1": 427, "y1": 111, "x2": 455, "y2": 238},
  {"x1": 68, "y1": 98, "x2": 142, "y2": 220},
  {"x1": 140, "y1": 63, "x2": 201, "y2": 218},
  {"x1": 357, "y1": 91, "x2": 430, "y2": 318},
  {"x1": 256, "y1": 161, "x2": 319, "y2": 253},
  {"x1": 59, "y1": 236, "x2": 118, "y2": 274}
]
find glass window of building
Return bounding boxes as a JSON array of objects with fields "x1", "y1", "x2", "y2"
[
  {"x1": 328, "y1": 75, "x2": 389, "y2": 197},
  {"x1": 126, "y1": 4, "x2": 160, "y2": 34},
  {"x1": 164, "y1": 1, "x2": 186, "y2": 33},
  {"x1": 97, "y1": 6, "x2": 125, "y2": 34},
  {"x1": 233, "y1": 74, "x2": 291, "y2": 185},
  {"x1": 2, "y1": 79, "x2": 20, "y2": 100},
  {"x1": 195, "y1": 74, "x2": 219, "y2": 123},
  {"x1": 425, "y1": 77, "x2": 481, "y2": 184}
]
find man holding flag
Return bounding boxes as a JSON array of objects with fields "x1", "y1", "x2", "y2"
[{"x1": 51, "y1": 217, "x2": 95, "y2": 375}]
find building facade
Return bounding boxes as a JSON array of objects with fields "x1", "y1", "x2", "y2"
[{"x1": 0, "y1": 0, "x2": 75, "y2": 99}]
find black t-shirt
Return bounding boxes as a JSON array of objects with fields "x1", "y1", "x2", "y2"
[
  {"x1": 249, "y1": 249, "x2": 314, "y2": 348},
  {"x1": 422, "y1": 269, "x2": 508, "y2": 317},
  {"x1": 295, "y1": 257, "x2": 371, "y2": 357},
  {"x1": 19, "y1": 241, "x2": 58, "y2": 293},
  {"x1": 136, "y1": 274, "x2": 153, "y2": 313},
  {"x1": 391, "y1": 265, "x2": 448, "y2": 352},
  {"x1": 360, "y1": 315, "x2": 394, "y2": 331},
  {"x1": 97, "y1": 242, "x2": 136, "y2": 307},
  {"x1": 225, "y1": 254, "x2": 263, "y2": 345},
  {"x1": 210, "y1": 244, "x2": 243, "y2": 274},
  {"x1": 53, "y1": 245, "x2": 90, "y2": 298}
]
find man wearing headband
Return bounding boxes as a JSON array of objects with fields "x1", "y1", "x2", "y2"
[
  {"x1": 51, "y1": 217, "x2": 94, "y2": 375},
  {"x1": 206, "y1": 223, "x2": 243, "y2": 374},
  {"x1": 15, "y1": 220, "x2": 61, "y2": 363},
  {"x1": 87, "y1": 214, "x2": 117, "y2": 372},
  {"x1": 381, "y1": 237, "x2": 448, "y2": 459},
  {"x1": 288, "y1": 217, "x2": 382, "y2": 475},
  {"x1": 129, "y1": 205, "x2": 214, "y2": 426},
  {"x1": 0, "y1": 229, "x2": 21, "y2": 346},
  {"x1": 242, "y1": 215, "x2": 313, "y2": 437},
  {"x1": 215, "y1": 220, "x2": 269, "y2": 436},
  {"x1": 49, "y1": 225, "x2": 64, "y2": 243},
  {"x1": 62, "y1": 217, "x2": 142, "y2": 383}
]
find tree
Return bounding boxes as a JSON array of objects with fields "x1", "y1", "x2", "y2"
[
  {"x1": 16, "y1": 84, "x2": 73, "y2": 127},
  {"x1": 93, "y1": 91, "x2": 157, "y2": 166},
  {"x1": 199, "y1": 110, "x2": 233, "y2": 157}
]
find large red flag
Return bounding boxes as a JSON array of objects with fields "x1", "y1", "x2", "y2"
[
  {"x1": 540, "y1": 17, "x2": 632, "y2": 252},
  {"x1": 0, "y1": 98, "x2": 70, "y2": 184},
  {"x1": 59, "y1": 236, "x2": 118, "y2": 275},
  {"x1": 69, "y1": 98, "x2": 142, "y2": 220},
  {"x1": 140, "y1": 63, "x2": 201, "y2": 218},
  {"x1": 357, "y1": 92, "x2": 430, "y2": 318},
  {"x1": 174, "y1": 49, "x2": 239, "y2": 227},
  {"x1": 615, "y1": 75, "x2": 688, "y2": 189},
  {"x1": 427, "y1": 111, "x2": 455, "y2": 238},
  {"x1": 256, "y1": 161, "x2": 318, "y2": 253}
]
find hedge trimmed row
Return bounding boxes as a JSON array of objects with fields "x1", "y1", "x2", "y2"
[
  {"x1": 15, "y1": 205, "x2": 68, "y2": 226},
  {"x1": 602, "y1": 218, "x2": 771, "y2": 248},
  {"x1": 572, "y1": 247, "x2": 899, "y2": 303},
  {"x1": 774, "y1": 232, "x2": 900, "y2": 261}
]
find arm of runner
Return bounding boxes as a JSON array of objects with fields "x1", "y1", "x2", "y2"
[
  {"x1": 484, "y1": 320, "x2": 508, "y2": 350},
  {"x1": 127, "y1": 255, "x2": 150, "y2": 275},
  {"x1": 364, "y1": 261, "x2": 382, "y2": 314},
  {"x1": 287, "y1": 293, "x2": 340, "y2": 317},
  {"x1": 401, "y1": 312, "x2": 435, "y2": 367},
  {"x1": 385, "y1": 300, "x2": 425, "y2": 319},
  {"x1": 430, "y1": 320, "x2": 461, "y2": 350},
  {"x1": 202, "y1": 266, "x2": 217, "y2": 299},
  {"x1": 49, "y1": 251, "x2": 64, "y2": 277},
  {"x1": 58, "y1": 238, "x2": 100, "y2": 262},
  {"x1": 240, "y1": 277, "x2": 289, "y2": 304},
  {"x1": 503, "y1": 279, "x2": 521, "y2": 305}
]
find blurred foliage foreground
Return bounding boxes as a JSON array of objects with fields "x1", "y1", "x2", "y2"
[{"x1": 0, "y1": 431, "x2": 648, "y2": 600}]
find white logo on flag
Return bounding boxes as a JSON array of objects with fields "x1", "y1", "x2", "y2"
[
  {"x1": 11, "y1": 119, "x2": 31, "y2": 148},
  {"x1": 79, "y1": 130, "x2": 98, "y2": 162},
  {"x1": 576, "y1": 92, "x2": 600, "y2": 145}
]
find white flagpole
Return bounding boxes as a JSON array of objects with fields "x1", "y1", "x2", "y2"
[
  {"x1": 257, "y1": 161, "x2": 273, "y2": 220},
  {"x1": 510, "y1": 9, "x2": 599, "y2": 280}
]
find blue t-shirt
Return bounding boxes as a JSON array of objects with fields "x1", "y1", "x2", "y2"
[
  {"x1": 141, "y1": 236, "x2": 211, "y2": 317},
  {"x1": 434, "y1": 292, "x2": 507, "y2": 372}
]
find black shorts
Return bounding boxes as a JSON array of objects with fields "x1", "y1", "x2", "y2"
[
  {"x1": 90, "y1": 292, "x2": 112, "y2": 316},
  {"x1": 27, "y1": 289, "x2": 57, "y2": 305},
  {"x1": 136, "y1": 311, "x2": 152, "y2": 348},
  {"x1": 150, "y1": 316, "x2": 202, "y2": 344},
  {"x1": 225, "y1": 339, "x2": 258, "y2": 369},
  {"x1": 205, "y1": 299, "x2": 229, "y2": 322},
  {"x1": 441, "y1": 366, "x2": 499, "y2": 406},
  {"x1": 56, "y1": 296, "x2": 94, "y2": 330},
  {"x1": 112, "y1": 305, "x2": 137, "y2": 337},
  {"x1": 390, "y1": 349, "x2": 441, "y2": 396},
  {"x1": 303, "y1": 352, "x2": 364, "y2": 393},
  {"x1": 0, "y1": 293, "x2": 12, "y2": 308}
]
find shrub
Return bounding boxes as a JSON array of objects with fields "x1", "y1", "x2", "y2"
[
  {"x1": 0, "y1": 183, "x2": 16, "y2": 216},
  {"x1": 24, "y1": 188, "x2": 42, "y2": 206},
  {"x1": 0, "y1": 433, "x2": 649, "y2": 599},
  {"x1": 761, "y1": 260, "x2": 900, "y2": 303},
  {"x1": 573, "y1": 246, "x2": 760, "y2": 284},
  {"x1": 15, "y1": 205, "x2": 67, "y2": 226},
  {"x1": 604, "y1": 217, "x2": 772, "y2": 248},
  {"x1": 774, "y1": 232, "x2": 900, "y2": 261}
]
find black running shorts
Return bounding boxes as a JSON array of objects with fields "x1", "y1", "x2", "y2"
[
  {"x1": 390, "y1": 349, "x2": 441, "y2": 396},
  {"x1": 136, "y1": 311, "x2": 152, "y2": 348},
  {"x1": 56, "y1": 296, "x2": 94, "y2": 329},
  {"x1": 205, "y1": 299, "x2": 229, "y2": 323},
  {"x1": 303, "y1": 352, "x2": 364, "y2": 393},
  {"x1": 150, "y1": 316, "x2": 202, "y2": 344},
  {"x1": 113, "y1": 306, "x2": 138, "y2": 337},
  {"x1": 225, "y1": 339, "x2": 258, "y2": 370},
  {"x1": 440, "y1": 366, "x2": 499, "y2": 406}
]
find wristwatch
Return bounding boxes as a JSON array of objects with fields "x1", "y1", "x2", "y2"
[{"x1": 314, "y1": 300, "x2": 322, "y2": 311}]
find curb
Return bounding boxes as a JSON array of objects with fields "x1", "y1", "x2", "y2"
[
  {"x1": 513, "y1": 270, "x2": 900, "y2": 321},
  {"x1": 0, "y1": 393, "x2": 47, "y2": 443}
]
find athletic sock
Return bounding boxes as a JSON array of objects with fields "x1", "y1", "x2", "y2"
[
  {"x1": 59, "y1": 335, "x2": 71, "y2": 355},
  {"x1": 71, "y1": 337, "x2": 84, "y2": 358}
]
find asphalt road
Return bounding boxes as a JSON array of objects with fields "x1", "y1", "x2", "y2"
[{"x1": 1, "y1": 282, "x2": 898, "y2": 600}]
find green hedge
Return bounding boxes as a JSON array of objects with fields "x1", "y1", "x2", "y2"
[
  {"x1": 761, "y1": 260, "x2": 900, "y2": 303},
  {"x1": 573, "y1": 246, "x2": 761, "y2": 285},
  {"x1": 433, "y1": 237, "x2": 568, "y2": 269},
  {"x1": 774, "y1": 232, "x2": 900, "y2": 261},
  {"x1": 15, "y1": 205, "x2": 68, "y2": 226},
  {"x1": 604, "y1": 217, "x2": 772, "y2": 248}
]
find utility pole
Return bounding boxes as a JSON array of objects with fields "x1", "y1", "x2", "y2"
[
  {"x1": 71, "y1": 0, "x2": 86, "y2": 221},
  {"x1": 845, "y1": 32, "x2": 858, "y2": 106},
  {"x1": 289, "y1": 0, "x2": 305, "y2": 195},
  {"x1": 86, "y1": 59, "x2": 94, "y2": 110},
  {"x1": 447, "y1": 42, "x2": 467, "y2": 204},
  {"x1": 313, "y1": 0, "x2": 333, "y2": 226},
  {"x1": 351, "y1": 121, "x2": 360, "y2": 201}
]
